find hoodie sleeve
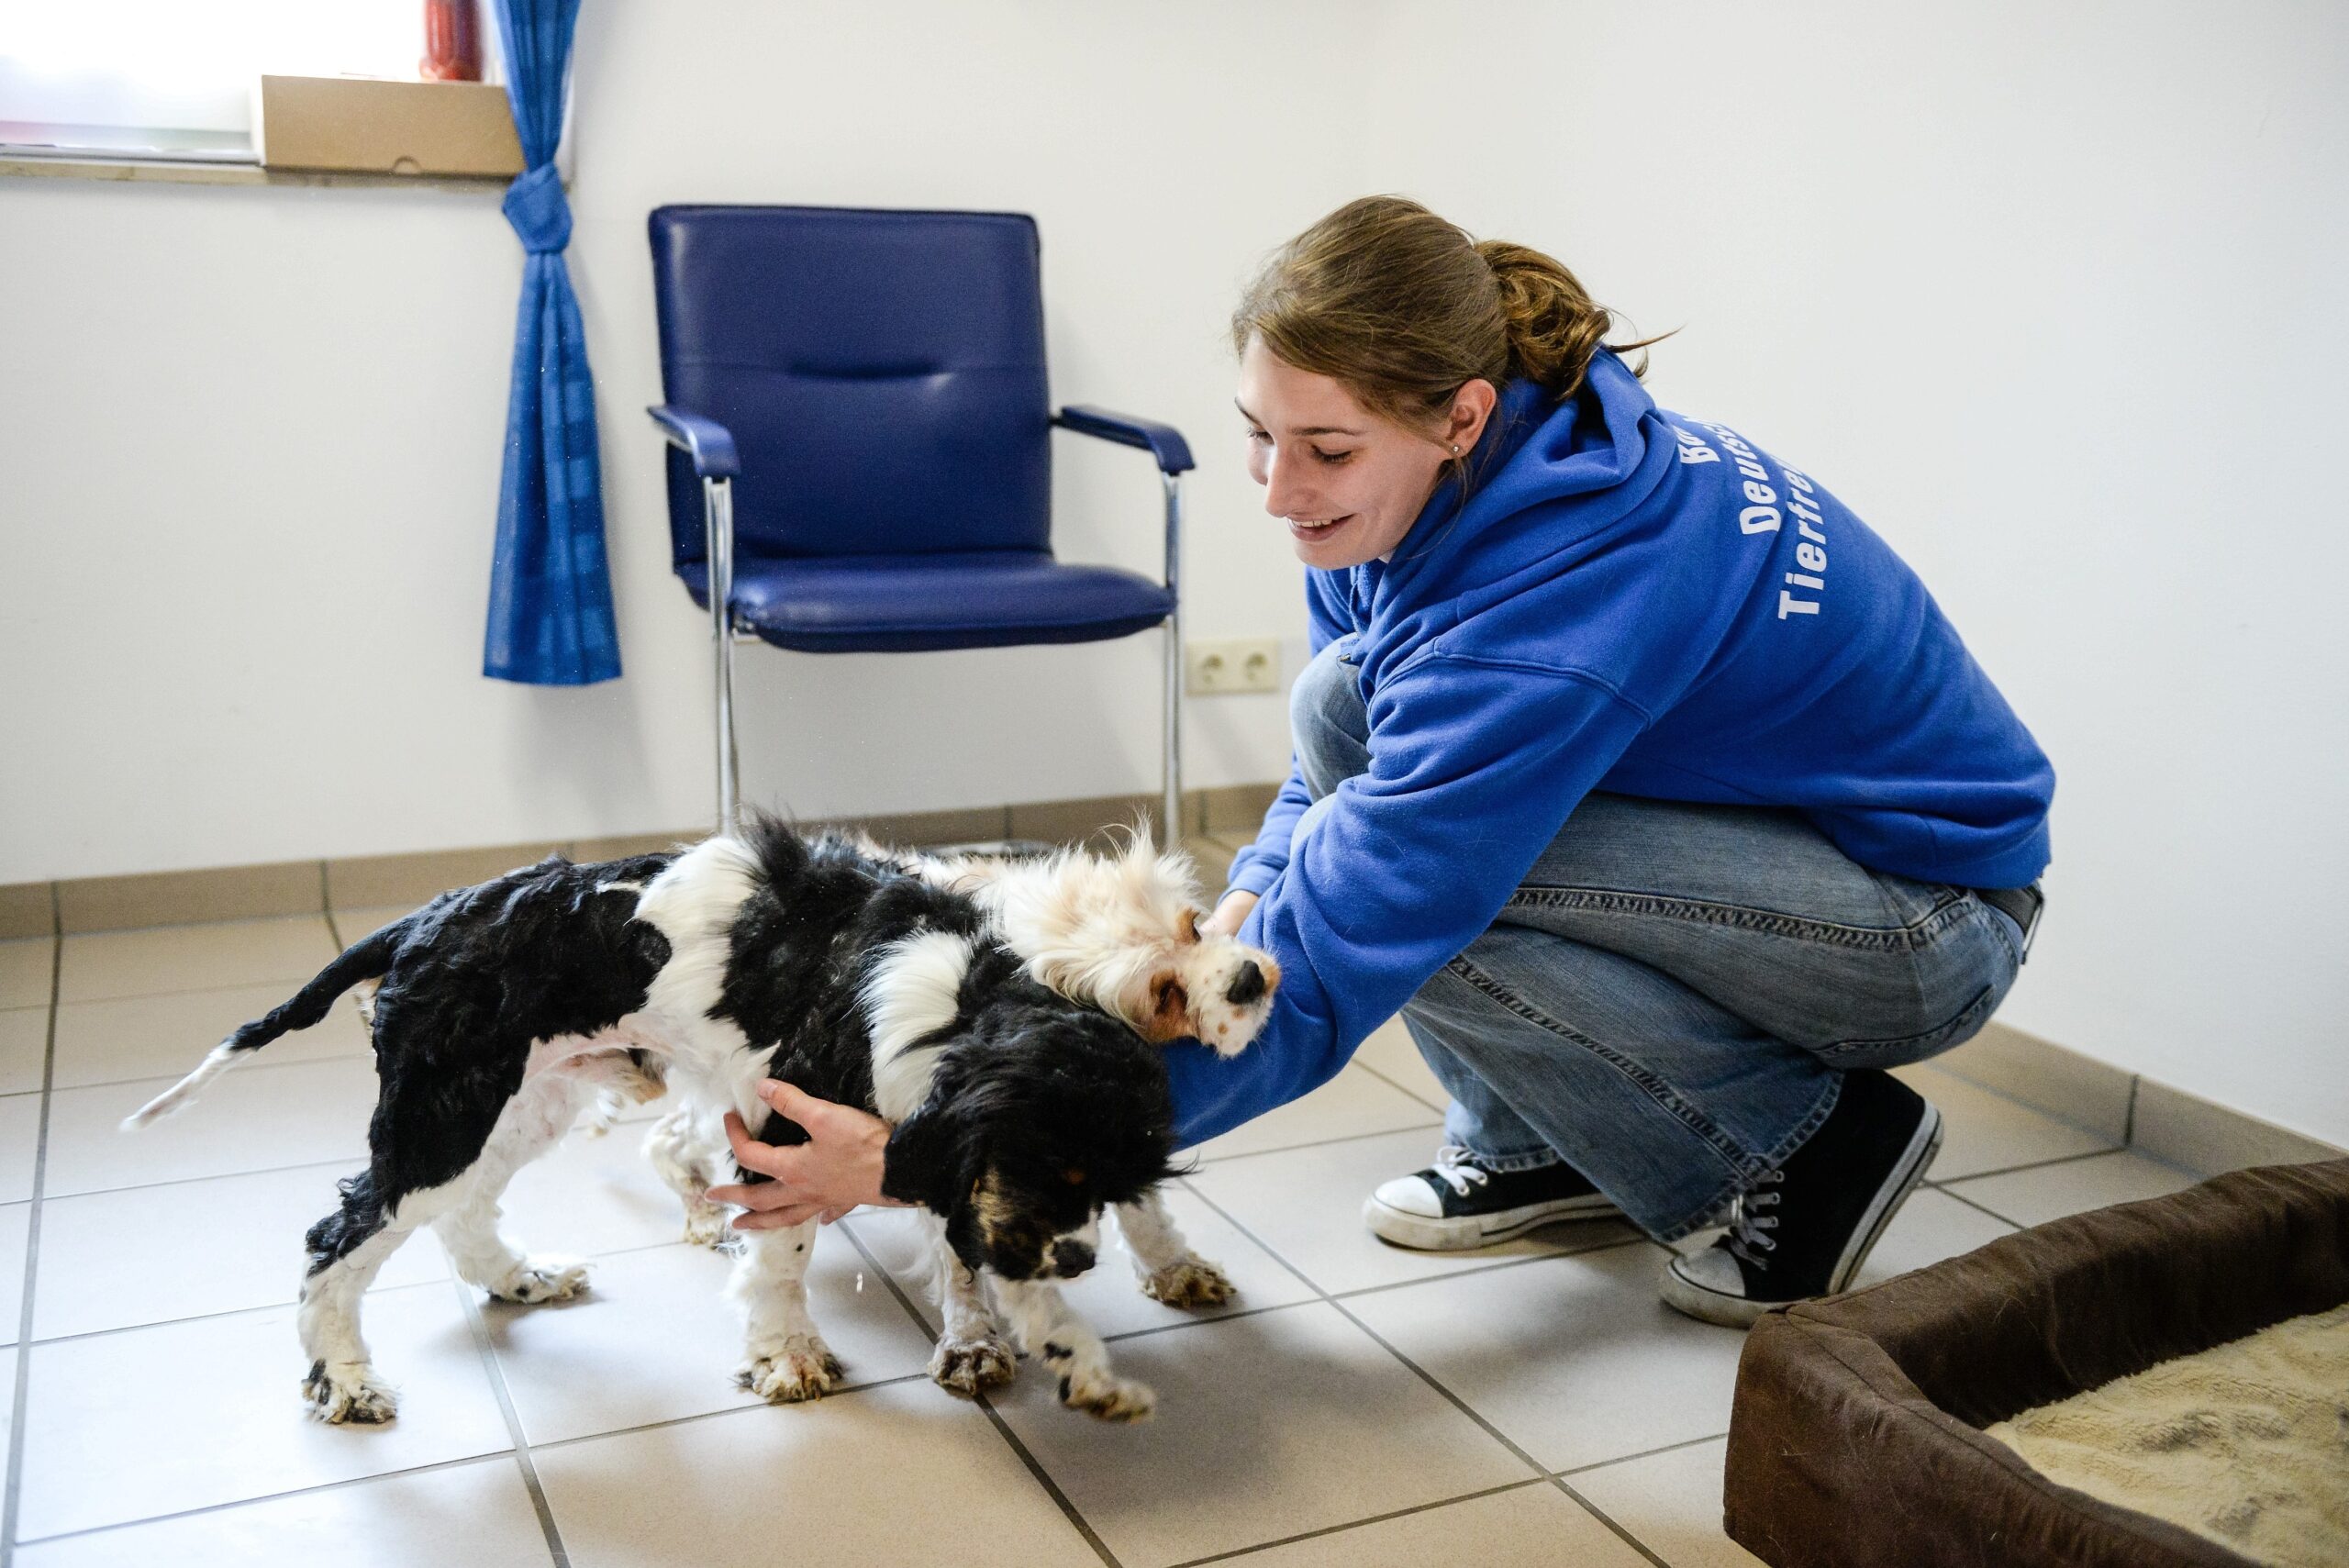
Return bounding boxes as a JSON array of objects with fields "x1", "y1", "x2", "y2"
[
  {"x1": 1163, "y1": 651, "x2": 1650, "y2": 1146},
  {"x1": 1223, "y1": 570, "x2": 1354, "y2": 899}
]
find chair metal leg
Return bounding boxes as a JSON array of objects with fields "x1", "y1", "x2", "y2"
[
  {"x1": 1161, "y1": 472, "x2": 1185, "y2": 846},
  {"x1": 703, "y1": 476, "x2": 740, "y2": 836}
]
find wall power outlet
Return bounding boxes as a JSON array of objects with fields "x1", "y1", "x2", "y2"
[{"x1": 1186, "y1": 638, "x2": 1281, "y2": 695}]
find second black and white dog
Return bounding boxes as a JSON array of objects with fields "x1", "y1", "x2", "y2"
[{"x1": 126, "y1": 819, "x2": 1277, "y2": 1424}]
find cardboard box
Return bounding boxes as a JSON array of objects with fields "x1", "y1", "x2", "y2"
[{"x1": 253, "y1": 75, "x2": 522, "y2": 177}]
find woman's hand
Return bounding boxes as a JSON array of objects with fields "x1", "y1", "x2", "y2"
[
  {"x1": 705, "y1": 1079, "x2": 908, "y2": 1229},
  {"x1": 1202, "y1": 889, "x2": 1259, "y2": 939}
]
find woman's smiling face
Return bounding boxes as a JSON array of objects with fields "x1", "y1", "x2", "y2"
[{"x1": 1237, "y1": 336, "x2": 1493, "y2": 570}]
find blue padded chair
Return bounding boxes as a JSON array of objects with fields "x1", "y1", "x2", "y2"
[{"x1": 646, "y1": 205, "x2": 1194, "y2": 834}]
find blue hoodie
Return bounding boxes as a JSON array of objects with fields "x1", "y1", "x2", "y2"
[{"x1": 1164, "y1": 351, "x2": 2054, "y2": 1147}]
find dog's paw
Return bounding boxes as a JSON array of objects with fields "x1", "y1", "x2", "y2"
[
  {"x1": 1056, "y1": 1365, "x2": 1155, "y2": 1423},
  {"x1": 491, "y1": 1259, "x2": 591, "y2": 1304},
  {"x1": 929, "y1": 1334, "x2": 1018, "y2": 1397},
  {"x1": 681, "y1": 1200, "x2": 731, "y2": 1249},
  {"x1": 1140, "y1": 1255, "x2": 1235, "y2": 1309},
  {"x1": 738, "y1": 1337, "x2": 842, "y2": 1404},
  {"x1": 303, "y1": 1359, "x2": 398, "y2": 1425}
]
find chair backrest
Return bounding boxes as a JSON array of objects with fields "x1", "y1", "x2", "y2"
[{"x1": 648, "y1": 205, "x2": 1052, "y2": 565}]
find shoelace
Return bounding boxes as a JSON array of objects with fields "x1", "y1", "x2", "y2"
[
  {"x1": 1724, "y1": 1169, "x2": 1785, "y2": 1270},
  {"x1": 1429, "y1": 1144, "x2": 1493, "y2": 1198}
]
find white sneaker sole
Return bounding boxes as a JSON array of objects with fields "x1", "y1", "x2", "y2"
[
  {"x1": 1363, "y1": 1191, "x2": 1625, "y2": 1251},
  {"x1": 1660, "y1": 1103, "x2": 1944, "y2": 1329}
]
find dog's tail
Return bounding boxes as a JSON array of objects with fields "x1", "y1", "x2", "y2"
[{"x1": 121, "y1": 917, "x2": 410, "y2": 1129}]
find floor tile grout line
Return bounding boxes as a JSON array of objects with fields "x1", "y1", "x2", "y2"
[
  {"x1": 34, "y1": 1119, "x2": 659, "y2": 1204},
  {"x1": 1552, "y1": 1428, "x2": 1731, "y2": 1479},
  {"x1": 1178, "y1": 1182, "x2": 1672, "y2": 1568},
  {"x1": 1548, "y1": 1474, "x2": 1673, "y2": 1568},
  {"x1": 1323, "y1": 1232, "x2": 1653, "y2": 1305},
  {"x1": 51, "y1": 962, "x2": 346, "y2": 1014},
  {"x1": 20, "y1": 1230, "x2": 730, "y2": 1350},
  {"x1": 1343, "y1": 1058, "x2": 1448, "y2": 1115},
  {"x1": 1180, "y1": 1118, "x2": 1445, "y2": 1172},
  {"x1": 834, "y1": 1220, "x2": 1125, "y2": 1568},
  {"x1": 0, "y1": 897, "x2": 61, "y2": 1567},
  {"x1": 452, "y1": 1275, "x2": 571, "y2": 1568},
  {"x1": 1162, "y1": 1476, "x2": 1554, "y2": 1568},
  {"x1": 39, "y1": 1150, "x2": 380, "y2": 1205},
  {"x1": 1930, "y1": 1183, "x2": 2033, "y2": 1231},
  {"x1": 520, "y1": 1368, "x2": 938, "y2": 1457},
  {"x1": 23, "y1": 1268, "x2": 465, "y2": 1351},
  {"x1": 8, "y1": 1451, "x2": 527, "y2": 1551},
  {"x1": 1925, "y1": 1144, "x2": 2132, "y2": 1188},
  {"x1": 1097, "y1": 1296, "x2": 1318, "y2": 1345},
  {"x1": 45, "y1": 1045, "x2": 374, "y2": 1098}
]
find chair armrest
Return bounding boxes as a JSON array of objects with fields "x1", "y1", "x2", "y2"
[
  {"x1": 1053, "y1": 406, "x2": 1195, "y2": 474},
  {"x1": 646, "y1": 405, "x2": 740, "y2": 480}
]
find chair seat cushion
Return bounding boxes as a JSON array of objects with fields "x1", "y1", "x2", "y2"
[{"x1": 679, "y1": 550, "x2": 1174, "y2": 653}]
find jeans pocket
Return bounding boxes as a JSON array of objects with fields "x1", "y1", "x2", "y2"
[{"x1": 1812, "y1": 983, "x2": 1999, "y2": 1072}]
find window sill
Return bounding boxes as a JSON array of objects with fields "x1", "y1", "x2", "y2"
[{"x1": 0, "y1": 153, "x2": 513, "y2": 193}]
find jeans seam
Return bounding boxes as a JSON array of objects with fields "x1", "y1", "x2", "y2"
[
  {"x1": 1442, "y1": 953, "x2": 1758, "y2": 1193},
  {"x1": 1817, "y1": 984, "x2": 1996, "y2": 1059},
  {"x1": 1650, "y1": 1074, "x2": 1842, "y2": 1244},
  {"x1": 1501, "y1": 886, "x2": 1973, "y2": 951}
]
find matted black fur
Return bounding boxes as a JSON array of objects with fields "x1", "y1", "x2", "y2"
[
  {"x1": 202, "y1": 818, "x2": 1178, "y2": 1286},
  {"x1": 717, "y1": 822, "x2": 1181, "y2": 1277},
  {"x1": 300, "y1": 851, "x2": 678, "y2": 1273}
]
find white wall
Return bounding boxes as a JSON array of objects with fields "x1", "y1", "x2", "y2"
[
  {"x1": 1364, "y1": 0, "x2": 2349, "y2": 1144},
  {"x1": 2, "y1": 2, "x2": 2343, "y2": 1141},
  {"x1": 0, "y1": 1, "x2": 1358, "y2": 884}
]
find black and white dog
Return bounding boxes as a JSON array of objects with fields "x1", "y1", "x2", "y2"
[{"x1": 126, "y1": 819, "x2": 1277, "y2": 1425}]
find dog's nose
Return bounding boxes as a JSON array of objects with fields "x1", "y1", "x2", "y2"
[
  {"x1": 1051, "y1": 1240, "x2": 1096, "y2": 1278},
  {"x1": 1226, "y1": 961, "x2": 1267, "y2": 1006}
]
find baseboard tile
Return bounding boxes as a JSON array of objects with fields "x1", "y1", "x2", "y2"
[
  {"x1": 2129, "y1": 1078, "x2": 2345, "y2": 1175},
  {"x1": 1201, "y1": 781, "x2": 1281, "y2": 834},
  {"x1": 325, "y1": 841, "x2": 571, "y2": 913},
  {"x1": 0, "y1": 881, "x2": 54, "y2": 941},
  {"x1": 3, "y1": 785, "x2": 1273, "y2": 935},
  {"x1": 1932, "y1": 1021, "x2": 2135, "y2": 1146},
  {"x1": 1933, "y1": 1019, "x2": 2343, "y2": 1178},
  {"x1": 58, "y1": 858, "x2": 325, "y2": 934}
]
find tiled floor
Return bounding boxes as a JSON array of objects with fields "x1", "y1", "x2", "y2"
[{"x1": 0, "y1": 910, "x2": 2209, "y2": 1567}]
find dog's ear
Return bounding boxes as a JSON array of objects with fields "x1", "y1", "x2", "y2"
[
  {"x1": 1136, "y1": 970, "x2": 1193, "y2": 1043},
  {"x1": 880, "y1": 1099, "x2": 970, "y2": 1212}
]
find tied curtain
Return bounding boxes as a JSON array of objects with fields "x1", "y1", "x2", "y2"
[{"x1": 483, "y1": 0, "x2": 619, "y2": 684}]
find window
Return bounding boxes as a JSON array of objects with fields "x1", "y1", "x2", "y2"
[{"x1": 0, "y1": 1, "x2": 495, "y2": 163}]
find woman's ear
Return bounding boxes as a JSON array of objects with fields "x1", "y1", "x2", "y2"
[{"x1": 1446, "y1": 377, "x2": 1499, "y2": 454}]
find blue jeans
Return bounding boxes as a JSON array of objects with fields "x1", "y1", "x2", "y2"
[{"x1": 1287, "y1": 639, "x2": 2027, "y2": 1241}]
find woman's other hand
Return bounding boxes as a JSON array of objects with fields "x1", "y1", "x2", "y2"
[
  {"x1": 1202, "y1": 890, "x2": 1260, "y2": 940},
  {"x1": 704, "y1": 1079, "x2": 907, "y2": 1229}
]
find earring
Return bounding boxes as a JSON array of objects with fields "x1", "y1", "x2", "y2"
[{"x1": 1449, "y1": 443, "x2": 1462, "y2": 456}]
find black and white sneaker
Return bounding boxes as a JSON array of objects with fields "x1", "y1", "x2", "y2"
[
  {"x1": 1662, "y1": 1070, "x2": 1943, "y2": 1329},
  {"x1": 1364, "y1": 1144, "x2": 1624, "y2": 1251}
]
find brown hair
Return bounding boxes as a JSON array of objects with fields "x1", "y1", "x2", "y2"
[{"x1": 1231, "y1": 195, "x2": 1664, "y2": 435}]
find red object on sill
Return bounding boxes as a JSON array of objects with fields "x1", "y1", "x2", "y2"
[{"x1": 421, "y1": 0, "x2": 482, "y2": 83}]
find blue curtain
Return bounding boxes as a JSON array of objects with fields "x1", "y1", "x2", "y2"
[{"x1": 483, "y1": 0, "x2": 619, "y2": 684}]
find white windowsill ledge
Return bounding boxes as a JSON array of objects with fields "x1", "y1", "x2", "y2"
[{"x1": 0, "y1": 152, "x2": 513, "y2": 193}]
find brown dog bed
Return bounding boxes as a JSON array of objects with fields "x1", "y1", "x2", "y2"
[{"x1": 1723, "y1": 1157, "x2": 2349, "y2": 1567}]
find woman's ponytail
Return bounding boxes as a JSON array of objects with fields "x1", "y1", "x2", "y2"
[
  {"x1": 1232, "y1": 195, "x2": 1663, "y2": 433},
  {"x1": 1473, "y1": 239, "x2": 1621, "y2": 402}
]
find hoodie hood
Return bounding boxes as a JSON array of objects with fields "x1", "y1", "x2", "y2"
[{"x1": 1379, "y1": 352, "x2": 1670, "y2": 598}]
